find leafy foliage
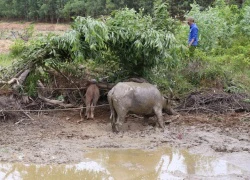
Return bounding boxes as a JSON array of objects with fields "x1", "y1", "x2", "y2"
[
  {"x1": 239, "y1": 5, "x2": 250, "y2": 36},
  {"x1": 0, "y1": 0, "x2": 234, "y2": 22},
  {"x1": 2, "y1": 1, "x2": 250, "y2": 97},
  {"x1": 106, "y1": 8, "x2": 176, "y2": 77},
  {"x1": 10, "y1": 39, "x2": 27, "y2": 57},
  {"x1": 6, "y1": 6, "x2": 177, "y2": 82}
]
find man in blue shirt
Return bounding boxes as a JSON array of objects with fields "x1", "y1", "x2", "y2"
[{"x1": 187, "y1": 17, "x2": 198, "y2": 57}]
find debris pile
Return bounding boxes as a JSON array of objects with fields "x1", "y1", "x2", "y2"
[{"x1": 178, "y1": 91, "x2": 250, "y2": 113}]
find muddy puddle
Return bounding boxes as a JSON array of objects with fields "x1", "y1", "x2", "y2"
[{"x1": 0, "y1": 148, "x2": 249, "y2": 179}]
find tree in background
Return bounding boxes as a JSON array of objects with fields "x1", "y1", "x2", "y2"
[{"x1": 0, "y1": 0, "x2": 245, "y2": 22}]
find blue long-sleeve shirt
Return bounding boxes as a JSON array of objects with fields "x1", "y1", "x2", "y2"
[{"x1": 188, "y1": 23, "x2": 198, "y2": 46}]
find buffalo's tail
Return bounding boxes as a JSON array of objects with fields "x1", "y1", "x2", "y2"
[{"x1": 107, "y1": 90, "x2": 117, "y2": 124}]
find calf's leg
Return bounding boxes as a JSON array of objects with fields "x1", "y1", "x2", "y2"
[
  {"x1": 90, "y1": 103, "x2": 95, "y2": 119},
  {"x1": 85, "y1": 104, "x2": 91, "y2": 119}
]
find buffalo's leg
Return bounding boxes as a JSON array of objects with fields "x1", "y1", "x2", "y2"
[
  {"x1": 154, "y1": 107, "x2": 165, "y2": 128},
  {"x1": 113, "y1": 106, "x2": 127, "y2": 132},
  {"x1": 112, "y1": 115, "x2": 120, "y2": 133},
  {"x1": 111, "y1": 110, "x2": 118, "y2": 132},
  {"x1": 109, "y1": 104, "x2": 117, "y2": 132},
  {"x1": 143, "y1": 115, "x2": 149, "y2": 126},
  {"x1": 165, "y1": 105, "x2": 178, "y2": 115},
  {"x1": 110, "y1": 110, "x2": 116, "y2": 132},
  {"x1": 112, "y1": 123, "x2": 118, "y2": 132}
]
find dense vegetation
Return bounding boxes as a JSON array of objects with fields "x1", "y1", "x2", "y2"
[
  {"x1": 1, "y1": 0, "x2": 250, "y2": 98},
  {"x1": 0, "y1": 0, "x2": 245, "y2": 22}
]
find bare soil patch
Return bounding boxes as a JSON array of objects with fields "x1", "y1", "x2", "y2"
[
  {"x1": 0, "y1": 22, "x2": 70, "y2": 31},
  {"x1": 0, "y1": 40, "x2": 13, "y2": 53},
  {"x1": 0, "y1": 104, "x2": 249, "y2": 164},
  {"x1": 0, "y1": 22, "x2": 70, "y2": 53}
]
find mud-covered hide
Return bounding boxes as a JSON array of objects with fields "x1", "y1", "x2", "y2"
[{"x1": 107, "y1": 82, "x2": 176, "y2": 132}]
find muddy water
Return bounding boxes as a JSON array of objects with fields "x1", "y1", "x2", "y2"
[{"x1": 0, "y1": 148, "x2": 249, "y2": 179}]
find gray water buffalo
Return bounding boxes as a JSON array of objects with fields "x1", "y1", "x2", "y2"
[{"x1": 107, "y1": 82, "x2": 176, "y2": 132}]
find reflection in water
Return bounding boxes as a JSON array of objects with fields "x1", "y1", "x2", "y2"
[
  {"x1": 0, "y1": 148, "x2": 249, "y2": 180},
  {"x1": 0, "y1": 161, "x2": 112, "y2": 180}
]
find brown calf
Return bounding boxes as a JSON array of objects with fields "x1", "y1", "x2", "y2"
[{"x1": 81, "y1": 84, "x2": 100, "y2": 120}]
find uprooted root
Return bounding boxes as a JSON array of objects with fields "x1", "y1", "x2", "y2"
[{"x1": 177, "y1": 91, "x2": 250, "y2": 114}]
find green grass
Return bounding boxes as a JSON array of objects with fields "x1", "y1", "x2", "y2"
[{"x1": 0, "y1": 53, "x2": 14, "y2": 67}]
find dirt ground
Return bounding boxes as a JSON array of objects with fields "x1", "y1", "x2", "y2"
[
  {"x1": 0, "y1": 106, "x2": 249, "y2": 164},
  {"x1": 0, "y1": 22, "x2": 70, "y2": 32},
  {"x1": 0, "y1": 22, "x2": 70, "y2": 53},
  {"x1": 0, "y1": 40, "x2": 13, "y2": 54}
]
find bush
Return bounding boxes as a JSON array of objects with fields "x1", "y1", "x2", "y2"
[
  {"x1": 0, "y1": 53, "x2": 13, "y2": 67},
  {"x1": 105, "y1": 8, "x2": 177, "y2": 77},
  {"x1": 240, "y1": 6, "x2": 250, "y2": 36},
  {"x1": 10, "y1": 39, "x2": 27, "y2": 57}
]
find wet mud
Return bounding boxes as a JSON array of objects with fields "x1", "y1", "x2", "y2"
[{"x1": 0, "y1": 107, "x2": 250, "y2": 178}]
